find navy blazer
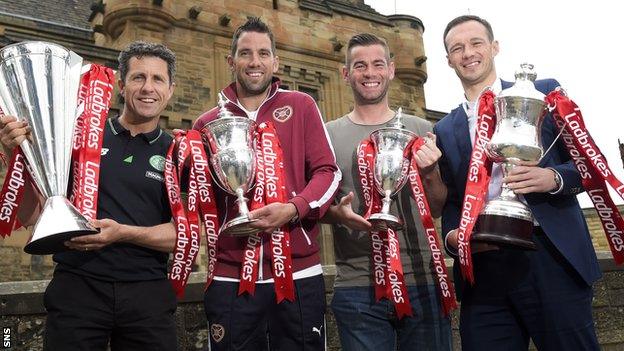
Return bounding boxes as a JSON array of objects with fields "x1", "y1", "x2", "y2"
[{"x1": 434, "y1": 79, "x2": 601, "y2": 297}]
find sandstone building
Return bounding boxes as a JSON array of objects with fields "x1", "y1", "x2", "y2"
[{"x1": 0, "y1": 0, "x2": 618, "y2": 281}]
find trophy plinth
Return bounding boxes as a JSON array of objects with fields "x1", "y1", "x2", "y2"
[
  {"x1": 473, "y1": 63, "x2": 548, "y2": 249},
  {"x1": 204, "y1": 94, "x2": 259, "y2": 237},
  {"x1": 472, "y1": 197, "x2": 536, "y2": 250},
  {"x1": 0, "y1": 41, "x2": 98, "y2": 254}
]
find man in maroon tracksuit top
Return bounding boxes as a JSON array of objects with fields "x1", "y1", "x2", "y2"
[{"x1": 193, "y1": 17, "x2": 341, "y2": 351}]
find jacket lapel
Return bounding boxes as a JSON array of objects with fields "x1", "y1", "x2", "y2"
[{"x1": 452, "y1": 105, "x2": 472, "y2": 177}]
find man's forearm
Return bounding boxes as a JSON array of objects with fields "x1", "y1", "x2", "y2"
[{"x1": 122, "y1": 222, "x2": 176, "y2": 252}]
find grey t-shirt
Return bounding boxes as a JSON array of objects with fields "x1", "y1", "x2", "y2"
[{"x1": 326, "y1": 113, "x2": 436, "y2": 287}]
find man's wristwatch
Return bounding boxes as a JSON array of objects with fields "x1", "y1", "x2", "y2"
[{"x1": 551, "y1": 168, "x2": 562, "y2": 192}]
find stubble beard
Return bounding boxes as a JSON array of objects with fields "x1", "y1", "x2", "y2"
[
  {"x1": 352, "y1": 82, "x2": 389, "y2": 106},
  {"x1": 238, "y1": 73, "x2": 272, "y2": 97}
]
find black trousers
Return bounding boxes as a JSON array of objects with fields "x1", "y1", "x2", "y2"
[
  {"x1": 43, "y1": 270, "x2": 177, "y2": 351},
  {"x1": 459, "y1": 228, "x2": 599, "y2": 351},
  {"x1": 203, "y1": 274, "x2": 326, "y2": 351}
]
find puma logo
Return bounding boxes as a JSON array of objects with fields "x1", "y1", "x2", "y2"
[{"x1": 312, "y1": 325, "x2": 322, "y2": 336}]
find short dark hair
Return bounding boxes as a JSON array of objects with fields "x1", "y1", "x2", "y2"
[
  {"x1": 231, "y1": 17, "x2": 276, "y2": 56},
  {"x1": 345, "y1": 33, "x2": 391, "y2": 68},
  {"x1": 443, "y1": 15, "x2": 494, "y2": 52},
  {"x1": 117, "y1": 41, "x2": 176, "y2": 85}
]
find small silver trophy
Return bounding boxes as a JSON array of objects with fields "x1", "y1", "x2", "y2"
[
  {"x1": 368, "y1": 108, "x2": 417, "y2": 231},
  {"x1": 204, "y1": 93, "x2": 259, "y2": 236},
  {"x1": 472, "y1": 63, "x2": 550, "y2": 249},
  {"x1": 0, "y1": 41, "x2": 99, "y2": 254}
]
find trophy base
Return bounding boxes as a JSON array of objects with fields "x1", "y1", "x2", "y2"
[
  {"x1": 25, "y1": 229, "x2": 100, "y2": 255},
  {"x1": 472, "y1": 213, "x2": 536, "y2": 250},
  {"x1": 369, "y1": 213, "x2": 403, "y2": 231},
  {"x1": 221, "y1": 215, "x2": 260, "y2": 237},
  {"x1": 24, "y1": 196, "x2": 99, "y2": 255}
]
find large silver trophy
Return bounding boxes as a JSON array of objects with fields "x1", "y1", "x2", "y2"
[
  {"x1": 368, "y1": 108, "x2": 417, "y2": 231},
  {"x1": 0, "y1": 41, "x2": 98, "y2": 254},
  {"x1": 472, "y1": 63, "x2": 549, "y2": 249},
  {"x1": 204, "y1": 94, "x2": 259, "y2": 236}
]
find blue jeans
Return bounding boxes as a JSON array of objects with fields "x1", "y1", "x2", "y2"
[{"x1": 330, "y1": 285, "x2": 452, "y2": 351}]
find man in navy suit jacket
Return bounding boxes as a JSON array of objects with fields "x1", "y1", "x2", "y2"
[{"x1": 434, "y1": 15, "x2": 601, "y2": 350}]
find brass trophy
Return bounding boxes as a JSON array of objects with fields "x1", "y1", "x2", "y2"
[
  {"x1": 204, "y1": 93, "x2": 259, "y2": 236},
  {"x1": 0, "y1": 41, "x2": 98, "y2": 254},
  {"x1": 368, "y1": 108, "x2": 417, "y2": 231},
  {"x1": 472, "y1": 63, "x2": 550, "y2": 249}
]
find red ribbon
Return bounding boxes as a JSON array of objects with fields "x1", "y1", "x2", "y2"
[
  {"x1": 166, "y1": 130, "x2": 218, "y2": 298},
  {"x1": 546, "y1": 91, "x2": 624, "y2": 264},
  {"x1": 70, "y1": 65, "x2": 115, "y2": 220},
  {"x1": 239, "y1": 121, "x2": 295, "y2": 303},
  {"x1": 407, "y1": 138, "x2": 458, "y2": 316},
  {"x1": 357, "y1": 138, "x2": 390, "y2": 301},
  {"x1": 456, "y1": 91, "x2": 497, "y2": 284},
  {"x1": 0, "y1": 149, "x2": 27, "y2": 236}
]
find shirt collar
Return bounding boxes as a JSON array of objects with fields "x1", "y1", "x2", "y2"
[
  {"x1": 463, "y1": 77, "x2": 503, "y2": 117},
  {"x1": 109, "y1": 116, "x2": 163, "y2": 144}
]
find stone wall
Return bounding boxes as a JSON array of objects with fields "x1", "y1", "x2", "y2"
[{"x1": 1, "y1": 255, "x2": 622, "y2": 350}]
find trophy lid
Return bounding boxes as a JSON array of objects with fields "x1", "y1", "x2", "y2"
[
  {"x1": 217, "y1": 92, "x2": 235, "y2": 119},
  {"x1": 498, "y1": 63, "x2": 545, "y2": 101}
]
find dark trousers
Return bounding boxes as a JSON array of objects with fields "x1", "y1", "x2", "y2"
[
  {"x1": 460, "y1": 228, "x2": 599, "y2": 351},
  {"x1": 203, "y1": 274, "x2": 326, "y2": 351},
  {"x1": 43, "y1": 270, "x2": 177, "y2": 351}
]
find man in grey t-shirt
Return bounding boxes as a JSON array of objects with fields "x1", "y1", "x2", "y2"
[{"x1": 324, "y1": 33, "x2": 452, "y2": 351}]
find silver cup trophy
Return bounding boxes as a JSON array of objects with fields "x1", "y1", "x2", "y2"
[
  {"x1": 204, "y1": 94, "x2": 259, "y2": 236},
  {"x1": 0, "y1": 41, "x2": 99, "y2": 254},
  {"x1": 472, "y1": 63, "x2": 550, "y2": 249},
  {"x1": 368, "y1": 108, "x2": 417, "y2": 231}
]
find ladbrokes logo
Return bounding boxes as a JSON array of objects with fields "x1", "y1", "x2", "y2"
[
  {"x1": 272, "y1": 106, "x2": 293, "y2": 122},
  {"x1": 271, "y1": 230, "x2": 287, "y2": 278},
  {"x1": 357, "y1": 142, "x2": 373, "y2": 207},
  {"x1": 0, "y1": 154, "x2": 25, "y2": 223},
  {"x1": 371, "y1": 232, "x2": 385, "y2": 286},
  {"x1": 588, "y1": 189, "x2": 624, "y2": 252},
  {"x1": 468, "y1": 114, "x2": 493, "y2": 182},
  {"x1": 564, "y1": 112, "x2": 611, "y2": 178},
  {"x1": 241, "y1": 233, "x2": 261, "y2": 282}
]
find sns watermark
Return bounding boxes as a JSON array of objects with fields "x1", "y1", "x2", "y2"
[{"x1": 2, "y1": 327, "x2": 11, "y2": 349}]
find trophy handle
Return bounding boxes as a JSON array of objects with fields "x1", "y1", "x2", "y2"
[{"x1": 538, "y1": 117, "x2": 566, "y2": 163}]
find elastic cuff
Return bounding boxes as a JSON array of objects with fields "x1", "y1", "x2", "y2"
[{"x1": 289, "y1": 196, "x2": 310, "y2": 220}]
